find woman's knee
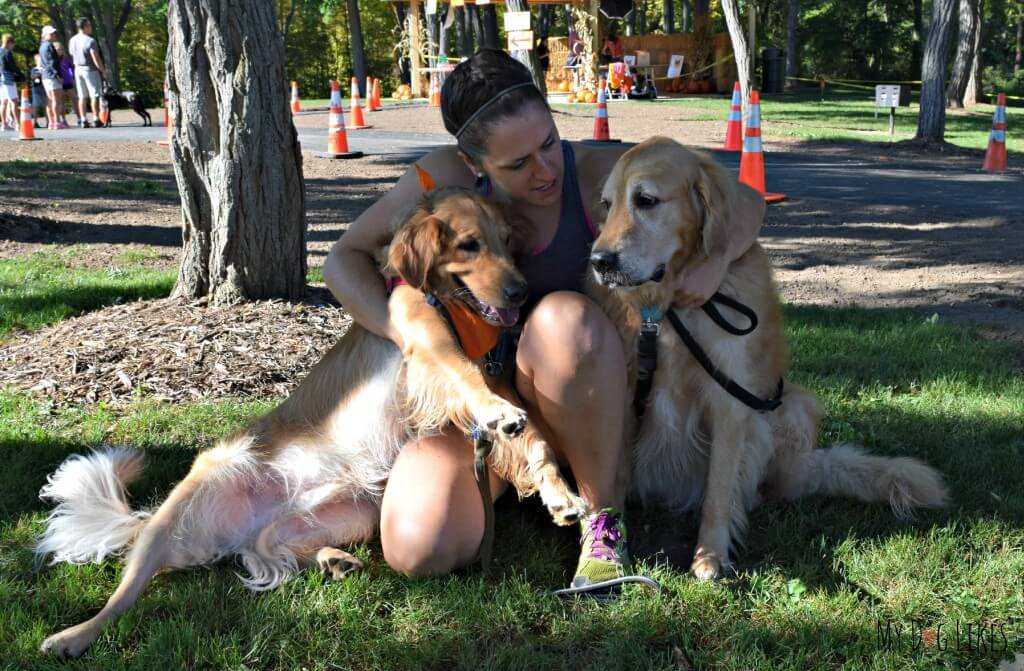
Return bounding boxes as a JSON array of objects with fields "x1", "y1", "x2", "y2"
[
  {"x1": 380, "y1": 512, "x2": 462, "y2": 577},
  {"x1": 519, "y1": 291, "x2": 624, "y2": 372}
]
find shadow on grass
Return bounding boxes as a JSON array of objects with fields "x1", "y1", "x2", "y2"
[{"x1": 0, "y1": 211, "x2": 181, "y2": 248}]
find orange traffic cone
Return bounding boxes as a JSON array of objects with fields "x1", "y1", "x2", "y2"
[
  {"x1": 983, "y1": 92, "x2": 1007, "y2": 172},
  {"x1": 592, "y1": 79, "x2": 611, "y2": 141},
  {"x1": 372, "y1": 78, "x2": 382, "y2": 111},
  {"x1": 428, "y1": 73, "x2": 441, "y2": 108},
  {"x1": 316, "y1": 80, "x2": 363, "y2": 159},
  {"x1": 158, "y1": 82, "x2": 171, "y2": 146},
  {"x1": 349, "y1": 77, "x2": 372, "y2": 129},
  {"x1": 15, "y1": 89, "x2": 41, "y2": 141},
  {"x1": 723, "y1": 81, "x2": 742, "y2": 151},
  {"x1": 738, "y1": 90, "x2": 785, "y2": 203},
  {"x1": 99, "y1": 97, "x2": 110, "y2": 127},
  {"x1": 365, "y1": 76, "x2": 379, "y2": 112},
  {"x1": 291, "y1": 80, "x2": 301, "y2": 114}
]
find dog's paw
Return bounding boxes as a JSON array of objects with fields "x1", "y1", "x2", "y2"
[
  {"x1": 546, "y1": 491, "x2": 589, "y2": 526},
  {"x1": 40, "y1": 623, "x2": 96, "y2": 659},
  {"x1": 690, "y1": 550, "x2": 733, "y2": 581},
  {"x1": 315, "y1": 547, "x2": 363, "y2": 582},
  {"x1": 474, "y1": 397, "x2": 527, "y2": 438}
]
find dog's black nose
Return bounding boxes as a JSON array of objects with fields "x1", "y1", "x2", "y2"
[
  {"x1": 504, "y1": 281, "x2": 528, "y2": 306},
  {"x1": 590, "y1": 250, "x2": 619, "y2": 273}
]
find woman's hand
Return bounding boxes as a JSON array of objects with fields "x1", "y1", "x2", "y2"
[{"x1": 673, "y1": 255, "x2": 728, "y2": 308}]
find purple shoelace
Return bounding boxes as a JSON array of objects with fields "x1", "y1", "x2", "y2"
[{"x1": 582, "y1": 510, "x2": 622, "y2": 561}]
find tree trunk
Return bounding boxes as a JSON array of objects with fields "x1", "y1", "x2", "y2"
[
  {"x1": 538, "y1": 5, "x2": 552, "y2": 38},
  {"x1": 438, "y1": 4, "x2": 450, "y2": 58},
  {"x1": 455, "y1": 7, "x2": 473, "y2": 56},
  {"x1": 663, "y1": 0, "x2": 675, "y2": 34},
  {"x1": 785, "y1": 0, "x2": 798, "y2": 89},
  {"x1": 720, "y1": 0, "x2": 751, "y2": 123},
  {"x1": 167, "y1": 0, "x2": 306, "y2": 303},
  {"x1": 479, "y1": 5, "x2": 499, "y2": 49},
  {"x1": 681, "y1": 0, "x2": 691, "y2": 32},
  {"x1": 1016, "y1": 17, "x2": 1023, "y2": 72},
  {"x1": 947, "y1": 0, "x2": 979, "y2": 108},
  {"x1": 964, "y1": 0, "x2": 983, "y2": 105},
  {"x1": 86, "y1": 0, "x2": 133, "y2": 88},
  {"x1": 345, "y1": 0, "x2": 368, "y2": 95},
  {"x1": 912, "y1": 0, "x2": 924, "y2": 81},
  {"x1": 505, "y1": 0, "x2": 547, "y2": 93},
  {"x1": 916, "y1": 0, "x2": 957, "y2": 142}
]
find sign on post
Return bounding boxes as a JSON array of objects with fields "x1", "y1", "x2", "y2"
[
  {"x1": 504, "y1": 11, "x2": 531, "y2": 32},
  {"x1": 507, "y1": 30, "x2": 534, "y2": 52},
  {"x1": 875, "y1": 85, "x2": 909, "y2": 137}
]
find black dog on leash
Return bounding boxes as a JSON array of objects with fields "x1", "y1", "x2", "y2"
[{"x1": 101, "y1": 83, "x2": 152, "y2": 126}]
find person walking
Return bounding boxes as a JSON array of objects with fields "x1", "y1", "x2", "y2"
[
  {"x1": 67, "y1": 17, "x2": 106, "y2": 128},
  {"x1": 39, "y1": 26, "x2": 67, "y2": 129},
  {"x1": 0, "y1": 33, "x2": 24, "y2": 131},
  {"x1": 55, "y1": 42, "x2": 77, "y2": 126}
]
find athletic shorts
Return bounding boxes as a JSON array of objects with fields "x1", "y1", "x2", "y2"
[
  {"x1": 0, "y1": 84, "x2": 16, "y2": 101},
  {"x1": 43, "y1": 77, "x2": 61, "y2": 92},
  {"x1": 74, "y1": 68, "x2": 101, "y2": 98}
]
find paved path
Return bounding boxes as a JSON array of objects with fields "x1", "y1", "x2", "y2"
[{"x1": 13, "y1": 123, "x2": 1022, "y2": 219}]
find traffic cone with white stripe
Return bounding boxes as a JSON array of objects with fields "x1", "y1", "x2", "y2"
[
  {"x1": 365, "y1": 76, "x2": 376, "y2": 113},
  {"x1": 15, "y1": 89, "x2": 41, "y2": 141},
  {"x1": 349, "y1": 77, "x2": 372, "y2": 130},
  {"x1": 316, "y1": 80, "x2": 363, "y2": 159},
  {"x1": 372, "y1": 78, "x2": 382, "y2": 111},
  {"x1": 428, "y1": 73, "x2": 441, "y2": 108},
  {"x1": 290, "y1": 81, "x2": 301, "y2": 114},
  {"x1": 99, "y1": 97, "x2": 110, "y2": 127},
  {"x1": 738, "y1": 90, "x2": 785, "y2": 203},
  {"x1": 983, "y1": 93, "x2": 1007, "y2": 172},
  {"x1": 723, "y1": 81, "x2": 742, "y2": 151},
  {"x1": 590, "y1": 79, "x2": 618, "y2": 142}
]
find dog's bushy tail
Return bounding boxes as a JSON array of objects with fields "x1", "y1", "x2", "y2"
[
  {"x1": 37, "y1": 448, "x2": 152, "y2": 564},
  {"x1": 808, "y1": 443, "x2": 948, "y2": 519}
]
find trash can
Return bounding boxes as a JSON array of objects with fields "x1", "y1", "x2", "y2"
[{"x1": 761, "y1": 48, "x2": 786, "y2": 94}]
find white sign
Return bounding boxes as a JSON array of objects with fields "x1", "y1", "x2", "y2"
[
  {"x1": 425, "y1": 0, "x2": 437, "y2": 15},
  {"x1": 475, "y1": 0, "x2": 491, "y2": 5},
  {"x1": 504, "y1": 11, "x2": 531, "y2": 32},
  {"x1": 875, "y1": 85, "x2": 902, "y2": 107},
  {"x1": 666, "y1": 54, "x2": 685, "y2": 78},
  {"x1": 507, "y1": 30, "x2": 534, "y2": 52}
]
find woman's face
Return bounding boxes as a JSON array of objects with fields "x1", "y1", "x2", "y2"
[{"x1": 478, "y1": 103, "x2": 564, "y2": 209}]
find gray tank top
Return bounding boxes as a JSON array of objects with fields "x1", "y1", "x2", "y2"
[{"x1": 514, "y1": 141, "x2": 596, "y2": 314}]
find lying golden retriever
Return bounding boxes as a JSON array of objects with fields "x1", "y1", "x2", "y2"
[
  {"x1": 588, "y1": 137, "x2": 947, "y2": 580},
  {"x1": 36, "y1": 187, "x2": 586, "y2": 658}
]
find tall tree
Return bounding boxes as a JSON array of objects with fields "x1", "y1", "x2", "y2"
[
  {"x1": 681, "y1": 0, "x2": 691, "y2": 32},
  {"x1": 947, "y1": 0, "x2": 980, "y2": 108},
  {"x1": 916, "y1": 0, "x2": 957, "y2": 143},
  {"x1": 964, "y1": 0, "x2": 983, "y2": 105},
  {"x1": 663, "y1": 0, "x2": 674, "y2": 33},
  {"x1": 167, "y1": 0, "x2": 306, "y2": 303},
  {"x1": 346, "y1": 0, "x2": 367, "y2": 95},
  {"x1": 1016, "y1": 15, "x2": 1023, "y2": 71},
  {"x1": 454, "y1": 6, "x2": 472, "y2": 56},
  {"x1": 720, "y1": 0, "x2": 752, "y2": 122},
  {"x1": 480, "y1": 4, "x2": 499, "y2": 49},
  {"x1": 785, "y1": 0, "x2": 798, "y2": 89},
  {"x1": 912, "y1": 0, "x2": 924, "y2": 79},
  {"x1": 85, "y1": 1, "x2": 133, "y2": 88},
  {"x1": 506, "y1": 0, "x2": 547, "y2": 93}
]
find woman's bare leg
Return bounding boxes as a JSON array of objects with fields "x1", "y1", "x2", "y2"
[
  {"x1": 515, "y1": 291, "x2": 628, "y2": 511},
  {"x1": 380, "y1": 427, "x2": 507, "y2": 576}
]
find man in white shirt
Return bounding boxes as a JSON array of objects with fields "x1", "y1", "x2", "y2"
[{"x1": 67, "y1": 17, "x2": 106, "y2": 128}]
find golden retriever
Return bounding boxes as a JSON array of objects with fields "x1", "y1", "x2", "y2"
[
  {"x1": 588, "y1": 137, "x2": 947, "y2": 580},
  {"x1": 36, "y1": 187, "x2": 586, "y2": 658}
]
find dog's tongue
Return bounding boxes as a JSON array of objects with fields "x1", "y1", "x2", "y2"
[{"x1": 495, "y1": 307, "x2": 520, "y2": 327}]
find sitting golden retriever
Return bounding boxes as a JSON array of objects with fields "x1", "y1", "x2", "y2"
[
  {"x1": 588, "y1": 137, "x2": 947, "y2": 580},
  {"x1": 36, "y1": 187, "x2": 586, "y2": 658}
]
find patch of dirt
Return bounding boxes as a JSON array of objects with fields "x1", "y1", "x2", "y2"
[{"x1": 0, "y1": 292, "x2": 350, "y2": 406}]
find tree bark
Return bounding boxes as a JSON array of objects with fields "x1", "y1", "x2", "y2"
[
  {"x1": 785, "y1": 0, "x2": 798, "y2": 89},
  {"x1": 916, "y1": 0, "x2": 957, "y2": 142},
  {"x1": 663, "y1": 0, "x2": 675, "y2": 34},
  {"x1": 346, "y1": 0, "x2": 367, "y2": 95},
  {"x1": 681, "y1": 0, "x2": 691, "y2": 32},
  {"x1": 167, "y1": 0, "x2": 306, "y2": 303},
  {"x1": 947, "y1": 0, "x2": 979, "y2": 108},
  {"x1": 455, "y1": 7, "x2": 473, "y2": 56},
  {"x1": 505, "y1": 0, "x2": 547, "y2": 93},
  {"x1": 912, "y1": 0, "x2": 923, "y2": 81},
  {"x1": 964, "y1": 0, "x2": 983, "y2": 104},
  {"x1": 481, "y1": 5, "x2": 499, "y2": 49},
  {"x1": 86, "y1": 0, "x2": 133, "y2": 88},
  {"x1": 1016, "y1": 17, "x2": 1023, "y2": 72},
  {"x1": 720, "y1": 0, "x2": 751, "y2": 123}
]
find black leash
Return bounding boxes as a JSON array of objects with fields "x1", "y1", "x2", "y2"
[{"x1": 633, "y1": 292, "x2": 783, "y2": 418}]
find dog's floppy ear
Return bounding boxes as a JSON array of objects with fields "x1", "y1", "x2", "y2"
[
  {"x1": 387, "y1": 212, "x2": 448, "y2": 289},
  {"x1": 693, "y1": 153, "x2": 764, "y2": 259}
]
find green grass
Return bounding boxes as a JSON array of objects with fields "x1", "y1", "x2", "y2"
[
  {"x1": 0, "y1": 249, "x2": 176, "y2": 340},
  {"x1": 0, "y1": 160, "x2": 177, "y2": 199},
  {"x1": 565, "y1": 89, "x2": 1019, "y2": 154},
  {"x1": 1, "y1": 296, "x2": 1022, "y2": 668}
]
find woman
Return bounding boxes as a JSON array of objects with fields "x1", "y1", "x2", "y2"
[
  {"x1": 324, "y1": 50, "x2": 761, "y2": 591},
  {"x1": 39, "y1": 26, "x2": 66, "y2": 130},
  {"x1": 55, "y1": 41, "x2": 77, "y2": 127},
  {"x1": 0, "y1": 33, "x2": 23, "y2": 131}
]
